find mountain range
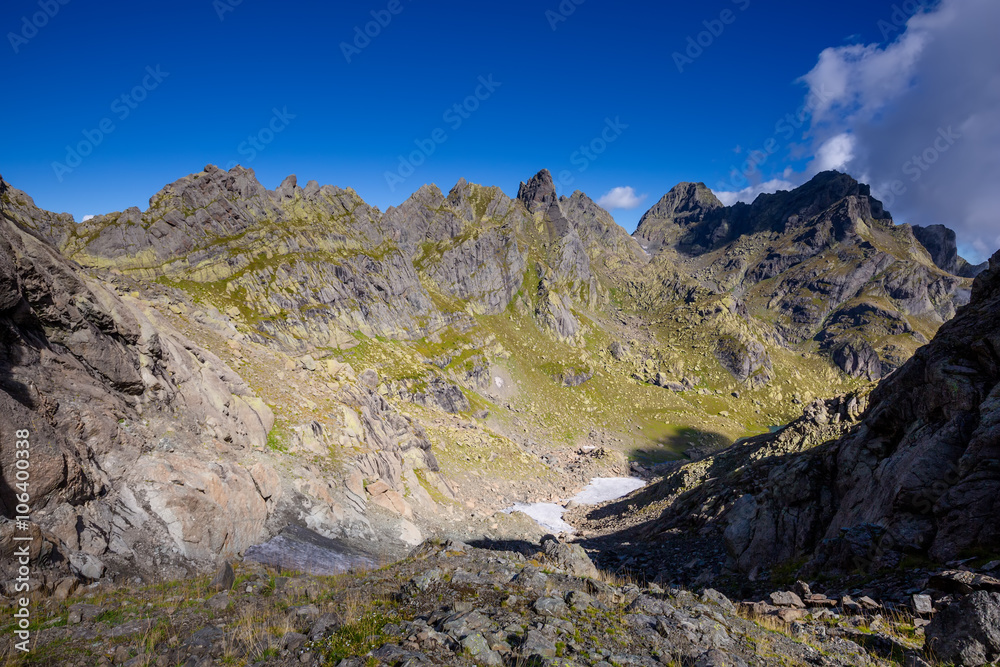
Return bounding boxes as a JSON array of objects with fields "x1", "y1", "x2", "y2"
[{"x1": 2, "y1": 165, "x2": 998, "y2": 665}]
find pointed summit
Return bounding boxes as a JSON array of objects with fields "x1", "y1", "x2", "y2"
[
  {"x1": 517, "y1": 169, "x2": 558, "y2": 214},
  {"x1": 634, "y1": 182, "x2": 723, "y2": 253},
  {"x1": 276, "y1": 174, "x2": 299, "y2": 199},
  {"x1": 644, "y1": 182, "x2": 722, "y2": 222}
]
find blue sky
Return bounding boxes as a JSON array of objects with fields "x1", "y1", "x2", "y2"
[{"x1": 2, "y1": 0, "x2": 997, "y2": 261}]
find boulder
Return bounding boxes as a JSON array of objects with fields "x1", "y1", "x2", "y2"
[
  {"x1": 209, "y1": 561, "x2": 235, "y2": 592},
  {"x1": 929, "y1": 570, "x2": 1000, "y2": 595},
  {"x1": 926, "y1": 592, "x2": 1000, "y2": 666},
  {"x1": 769, "y1": 591, "x2": 805, "y2": 609},
  {"x1": 912, "y1": 594, "x2": 934, "y2": 616},
  {"x1": 541, "y1": 536, "x2": 599, "y2": 579},
  {"x1": 68, "y1": 552, "x2": 105, "y2": 580},
  {"x1": 533, "y1": 596, "x2": 568, "y2": 617}
]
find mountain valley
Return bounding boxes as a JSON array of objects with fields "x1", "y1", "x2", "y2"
[{"x1": 1, "y1": 165, "x2": 997, "y2": 667}]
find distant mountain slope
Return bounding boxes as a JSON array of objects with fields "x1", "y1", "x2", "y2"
[
  {"x1": 6, "y1": 166, "x2": 979, "y2": 447},
  {"x1": 633, "y1": 171, "x2": 975, "y2": 381}
]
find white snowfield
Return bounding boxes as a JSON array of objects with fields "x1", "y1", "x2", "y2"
[
  {"x1": 505, "y1": 502, "x2": 575, "y2": 534},
  {"x1": 503, "y1": 477, "x2": 646, "y2": 534},
  {"x1": 571, "y1": 477, "x2": 646, "y2": 504}
]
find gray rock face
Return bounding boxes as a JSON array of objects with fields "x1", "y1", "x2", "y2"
[
  {"x1": 913, "y1": 223, "x2": 987, "y2": 278},
  {"x1": 0, "y1": 234, "x2": 21, "y2": 311},
  {"x1": 344, "y1": 381, "x2": 439, "y2": 485},
  {"x1": 912, "y1": 594, "x2": 934, "y2": 615},
  {"x1": 558, "y1": 367, "x2": 593, "y2": 387},
  {"x1": 0, "y1": 178, "x2": 77, "y2": 248},
  {"x1": 562, "y1": 191, "x2": 649, "y2": 263},
  {"x1": 411, "y1": 377, "x2": 470, "y2": 414},
  {"x1": 769, "y1": 591, "x2": 805, "y2": 608},
  {"x1": 609, "y1": 341, "x2": 629, "y2": 360},
  {"x1": 424, "y1": 224, "x2": 526, "y2": 315},
  {"x1": 68, "y1": 552, "x2": 105, "y2": 580},
  {"x1": 392, "y1": 180, "x2": 529, "y2": 316},
  {"x1": 914, "y1": 224, "x2": 962, "y2": 273},
  {"x1": 633, "y1": 182, "x2": 724, "y2": 253},
  {"x1": 520, "y1": 629, "x2": 558, "y2": 658},
  {"x1": 926, "y1": 592, "x2": 1000, "y2": 666},
  {"x1": 714, "y1": 334, "x2": 772, "y2": 387},
  {"x1": 832, "y1": 339, "x2": 884, "y2": 381},
  {"x1": 0, "y1": 189, "x2": 295, "y2": 580},
  {"x1": 720, "y1": 249, "x2": 1000, "y2": 573},
  {"x1": 533, "y1": 595, "x2": 569, "y2": 617},
  {"x1": 243, "y1": 525, "x2": 379, "y2": 576},
  {"x1": 517, "y1": 169, "x2": 560, "y2": 216},
  {"x1": 209, "y1": 561, "x2": 235, "y2": 591},
  {"x1": 535, "y1": 268, "x2": 581, "y2": 342}
]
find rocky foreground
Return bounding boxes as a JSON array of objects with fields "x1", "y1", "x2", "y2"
[{"x1": 6, "y1": 538, "x2": 1000, "y2": 666}]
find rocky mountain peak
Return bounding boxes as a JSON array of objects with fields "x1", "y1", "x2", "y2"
[
  {"x1": 648, "y1": 182, "x2": 723, "y2": 219},
  {"x1": 750, "y1": 170, "x2": 888, "y2": 223},
  {"x1": 913, "y1": 223, "x2": 987, "y2": 278},
  {"x1": 913, "y1": 224, "x2": 963, "y2": 272},
  {"x1": 517, "y1": 168, "x2": 558, "y2": 214},
  {"x1": 0, "y1": 174, "x2": 76, "y2": 247},
  {"x1": 135, "y1": 164, "x2": 281, "y2": 234},
  {"x1": 444, "y1": 179, "x2": 518, "y2": 224},
  {"x1": 276, "y1": 174, "x2": 299, "y2": 199},
  {"x1": 633, "y1": 182, "x2": 723, "y2": 253}
]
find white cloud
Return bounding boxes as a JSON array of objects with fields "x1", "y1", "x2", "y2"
[
  {"x1": 713, "y1": 178, "x2": 797, "y2": 207},
  {"x1": 81, "y1": 215, "x2": 95, "y2": 222},
  {"x1": 809, "y1": 133, "x2": 856, "y2": 174},
  {"x1": 797, "y1": 0, "x2": 1000, "y2": 263},
  {"x1": 597, "y1": 186, "x2": 647, "y2": 210}
]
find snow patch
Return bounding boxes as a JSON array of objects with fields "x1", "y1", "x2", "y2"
[
  {"x1": 571, "y1": 477, "x2": 646, "y2": 504},
  {"x1": 502, "y1": 477, "x2": 646, "y2": 534},
  {"x1": 505, "y1": 502, "x2": 575, "y2": 534}
]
